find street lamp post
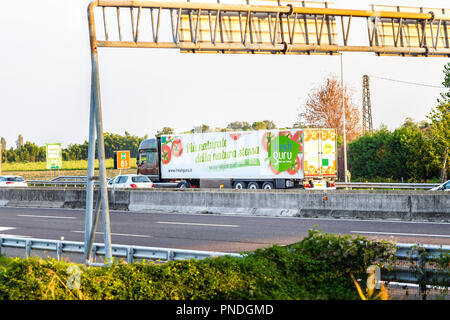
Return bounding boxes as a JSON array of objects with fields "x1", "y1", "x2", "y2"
[{"x1": 340, "y1": 53, "x2": 348, "y2": 183}]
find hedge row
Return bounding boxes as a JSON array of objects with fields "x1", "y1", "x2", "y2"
[{"x1": 0, "y1": 230, "x2": 397, "y2": 300}]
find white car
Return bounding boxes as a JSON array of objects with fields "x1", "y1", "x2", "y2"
[
  {"x1": 0, "y1": 175, "x2": 28, "y2": 187},
  {"x1": 108, "y1": 174, "x2": 154, "y2": 189},
  {"x1": 430, "y1": 180, "x2": 450, "y2": 191}
]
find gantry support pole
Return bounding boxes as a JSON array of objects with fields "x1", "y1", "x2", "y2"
[{"x1": 85, "y1": 0, "x2": 113, "y2": 265}]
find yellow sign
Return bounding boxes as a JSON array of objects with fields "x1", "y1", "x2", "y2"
[{"x1": 115, "y1": 150, "x2": 131, "y2": 169}]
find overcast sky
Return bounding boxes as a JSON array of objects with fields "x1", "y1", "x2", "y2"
[{"x1": 0, "y1": 0, "x2": 449, "y2": 148}]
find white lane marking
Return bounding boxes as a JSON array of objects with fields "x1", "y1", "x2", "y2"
[
  {"x1": 72, "y1": 231, "x2": 152, "y2": 238},
  {"x1": 0, "y1": 227, "x2": 31, "y2": 238},
  {"x1": 351, "y1": 231, "x2": 450, "y2": 238},
  {"x1": 0, "y1": 227, "x2": 15, "y2": 232},
  {"x1": 17, "y1": 214, "x2": 76, "y2": 219},
  {"x1": 156, "y1": 221, "x2": 239, "y2": 228},
  {"x1": 0, "y1": 234, "x2": 32, "y2": 238}
]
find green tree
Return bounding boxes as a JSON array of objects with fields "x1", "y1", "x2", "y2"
[
  {"x1": 251, "y1": 121, "x2": 267, "y2": 130},
  {"x1": 262, "y1": 120, "x2": 277, "y2": 129},
  {"x1": 395, "y1": 122, "x2": 434, "y2": 181},
  {"x1": 439, "y1": 62, "x2": 450, "y2": 103},
  {"x1": 1, "y1": 138, "x2": 6, "y2": 152},
  {"x1": 226, "y1": 121, "x2": 251, "y2": 131},
  {"x1": 16, "y1": 134, "x2": 24, "y2": 149},
  {"x1": 155, "y1": 127, "x2": 174, "y2": 137},
  {"x1": 1, "y1": 138, "x2": 5, "y2": 163},
  {"x1": 191, "y1": 124, "x2": 211, "y2": 133},
  {"x1": 348, "y1": 125, "x2": 416, "y2": 181},
  {"x1": 63, "y1": 142, "x2": 89, "y2": 160},
  {"x1": 426, "y1": 101, "x2": 450, "y2": 179}
]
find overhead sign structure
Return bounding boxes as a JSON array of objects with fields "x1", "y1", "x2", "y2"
[
  {"x1": 114, "y1": 150, "x2": 131, "y2": 169},
  {"x1": 369, "y1": 5, "x2": 450, "y2": 57},
  {"x1": 84, "y1": 0, "x2": 450, "y2": 265},
  {"x1": 91, "y1": 0, "x2": 450, "y2": 56},
  {"x1": 46, "y1": 143, "x2": 62, "y2": 170}
]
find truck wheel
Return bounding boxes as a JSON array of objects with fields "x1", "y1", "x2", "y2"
[
  {"x1": 233, "y1": 181, "x2": 246, "y2": 189},
  {"x1": 247, "y1": 182, "x2": 260, "y2": 189},
  {"x1": 177, "y1": 181, "x2": 190, "y2": 188},
  {"x1": 262, "y1": 182, "x2": 274, "y2": 189}
]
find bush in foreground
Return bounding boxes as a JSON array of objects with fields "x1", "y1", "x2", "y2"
[{"x1": 0, "y1": 230, "x2": 396, "y2": 300}]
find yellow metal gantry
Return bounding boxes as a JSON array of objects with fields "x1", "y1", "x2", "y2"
[{"x1": 88, "y1": 0, "x2": 450, "y2": 56}]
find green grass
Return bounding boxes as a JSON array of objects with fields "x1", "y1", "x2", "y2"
[{"x1": 1, "y1": 158, "x2": 137, "y2": 171}]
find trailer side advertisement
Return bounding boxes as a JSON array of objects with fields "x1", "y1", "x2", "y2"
[{"x1": 160, "y1": 130, "x2": 306, "y2": 180}]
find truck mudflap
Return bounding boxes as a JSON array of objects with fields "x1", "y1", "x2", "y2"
[{"x1": 303, "y1": 178, "x2": 336, "y2": 190}]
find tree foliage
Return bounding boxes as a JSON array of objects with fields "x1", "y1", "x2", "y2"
[
  {"x1": 439, "y1": 62, "x2": 450, "y2": 102},
  {"x1": 348, "y1": 116, "x2": 446, "y2": 182},
  {"x1": 297, "y1": 75, "x2": 362, "y2": 142},
  {"x1": 1, "y1": 132, "x2": 147, "y2": 163}
]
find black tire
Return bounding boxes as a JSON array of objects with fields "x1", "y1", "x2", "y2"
[
  {"x1": 247, "y1": 182, "x2": 260, "y2": 189},
  {"x1": 233, "y1": 181, "x2": 246, "y2": 189},
  {"x1": 177, "y1": 181, "x2": 190, "y2": 188},
  {"x1": 262, "y1": 181, "x2": 274, "y2": 189}
]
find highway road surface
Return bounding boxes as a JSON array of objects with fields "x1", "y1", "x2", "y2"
[{"x1": 1, "y1": 207, "x2": 450, "y2": 255}]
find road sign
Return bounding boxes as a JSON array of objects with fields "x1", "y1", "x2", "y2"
[
  {"x1": 114, "y1": 150, "x2": 131, "y2": 169},
  {"x1": 46, "y1": 143, "x2": 62, "y2": 169}
]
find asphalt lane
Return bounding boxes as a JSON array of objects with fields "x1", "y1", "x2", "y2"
[{"x1": 1, "y1": 206, "x2": 450, "y2": 254}]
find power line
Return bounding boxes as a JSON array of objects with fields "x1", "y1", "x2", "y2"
[{"x1": 369, "y1": 75, "x2": 446, "y2": 89}]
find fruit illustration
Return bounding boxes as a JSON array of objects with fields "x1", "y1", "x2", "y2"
[
  {"x1": 329, "y1": 131, "x2": 336, "y2": 141},
  {"x1": 279, "y1": 131, "x2": 293, "y2": 140},
  {"x1": 292, "y1": 130, "x2": 302, "y2": 143},
  {"x1": 262, "y1": 131, "x2": 274, "y2": 152},
  {"x1": 161, "y1": 144, "x2": 172, "y2": 164},
  {"x1": 171, "y1": 139, "x2": 183, "y2": 157},
  {"x1": 304, "y1": 131, "x2": 312, "y2": 142},
  {"x1": 269, "y1": 162, "x2": 280, "y2": 175},
  {"x1": 287, "y1": 156, "x2": 302, "y2": 175},
  {"x1": 229, "y1": 133, "x2": 241, "y2": 141},
  {"x1": 308, "y1": 165, "x2": 317, "y2": 175}
]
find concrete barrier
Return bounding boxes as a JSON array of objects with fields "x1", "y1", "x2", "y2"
[{"x1": 0, "y1": 188, "x2": 448, "y2": 222}]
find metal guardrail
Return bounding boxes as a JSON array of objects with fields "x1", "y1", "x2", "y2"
[
  {"x1": 0, "y1": 236, "x2": 241, "y2": 265},
  {"x1": 28, "y1": 180, "x2": 92, "y2": 187},
  {"x1": 335, "y1": 182, "x2": 439, "y2": 190},
  {"x1": 381, "y1": 243, "x2": 450, "y2": 299},
  {"x1": 0, "y1": 236, "x2": 448, "y2": 298},
  {"x1": 26, "y1": 179, "x2": 440, "y2": 190}
]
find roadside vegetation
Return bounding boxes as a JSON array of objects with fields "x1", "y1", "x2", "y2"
[{"x1": 0, "y1": 230, "x2": 398, "y2": 300}]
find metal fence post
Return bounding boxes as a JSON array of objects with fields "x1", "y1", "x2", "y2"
[
  {"x1": 87, "y1": 1, "x2": 113, "y2": 265},
  {"x1": 418, "y1": 249, "x2": 427, "y2": 300},
  {"x1": 84, "y1": 76, "x2": 97, "y2": 265},
  {"x1": 56, "y1": 241, "x2": 63, "y2": 261},
  {"x1": 127, "y1": 247, "x2": 134, "y2": 264},
  {"x1": 25, "y1": 240, "x2": 32, "y2": 258}
]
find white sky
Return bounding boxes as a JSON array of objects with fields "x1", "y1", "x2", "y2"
[{"x1": 0, "y1": 0, "x2": 449, "y2": 148}]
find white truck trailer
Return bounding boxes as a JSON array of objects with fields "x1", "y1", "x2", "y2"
[{"x1": 137, "y1": 128, "x2": 337, "y2": 189}]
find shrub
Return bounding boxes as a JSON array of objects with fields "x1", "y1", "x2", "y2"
[{"x1": 0, "y1": 230, "x2": 397, "y2": 300}]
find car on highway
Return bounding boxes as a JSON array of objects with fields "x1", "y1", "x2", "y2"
[
  {"x1": 0, "y1": 175, "x2": 28, "y2": 187},
  {"x1": 107, "y1": 174, "x2": 154, "y2": 189},
  {"x1": 429, "y1": 180, "x2": 450, "y2": 191}
]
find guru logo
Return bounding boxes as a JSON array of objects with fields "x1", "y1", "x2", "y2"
[{"x1": 268, "y1": 135, "x2": 300, "y2": 173}]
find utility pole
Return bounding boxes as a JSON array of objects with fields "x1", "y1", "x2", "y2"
[
  {"x1": 341, "y1": 53, "x2": 348, "y2": 183},
  {"x1": 362, "y1": 75, "x2": 373, "y2": 134}
]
